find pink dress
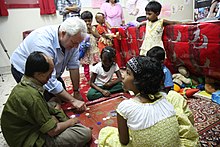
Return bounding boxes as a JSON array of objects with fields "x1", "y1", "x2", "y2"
[{"x1": 100, "y1": 2, "x2": 124, "y2": 27}]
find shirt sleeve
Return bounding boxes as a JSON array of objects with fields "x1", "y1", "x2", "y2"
[
  {"x1": 116, "y1": 100, "x2": 131, "y2": 120},
  {"x1": 66, "y1": 47, "x2": 80, "y2": 69},
  {"x1": 91, "y1": 63, "x2": 100, "y2": 74},
  {"x1": 163, "y1": 66, "x2": 174, "y2": 88},
  {"x1": 44, "y1": 73, "x2": 63, "y2": 94},
  {"x1": 28, "y1": 94, "x2": 57, "y2": 134},
  {"x1": 48, "y1": 106, "x2": 69, "y2": 122}
]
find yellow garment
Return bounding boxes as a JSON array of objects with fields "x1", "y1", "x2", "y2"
[
  {"x1": 98, "y1": 116, "x2": 180, "y2": 147},
  {"x1": 140, "y1": 19, "x2": 164, "y2": 56},
  {"x1": 166, "y1": 90, "x2": 200, "y2": 147}
]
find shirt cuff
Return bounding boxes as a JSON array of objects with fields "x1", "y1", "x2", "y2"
[
  {"x1": 44, "y1": 79, "x2": 64, "y2": 95},
  {"x1": 40, "y1": 118, "x2": 57, "y2": 134}
]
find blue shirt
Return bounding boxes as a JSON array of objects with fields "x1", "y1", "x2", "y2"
[
  {"x1": 163, "y1": 65, "x2": 174, "y2": 88},
  {"x1": 10, "y1": 25, "x2": 80, "y2": 95}
]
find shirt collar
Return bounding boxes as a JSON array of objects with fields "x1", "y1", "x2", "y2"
[{"x1": 21, "y1": 76, "x2": 45, "y2": 94}]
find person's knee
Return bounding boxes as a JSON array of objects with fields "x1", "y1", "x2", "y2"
[
  {"x1": 56, "y1": 125, "x2": 92, "y2": 146},
  {"x1": 87, "y1": 89, "x2": 103, "y2": 100},
  {"x1": 83, "y1": 126, "x2": 92, "y2": 142},
  {"x1": 74, "y1": 125, "x2": 92, "y2": 145}
]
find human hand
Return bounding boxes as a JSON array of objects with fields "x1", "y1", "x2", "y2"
[
  {"x1": 71, "y1": 99, "x2": 86, "y2": 113},
  {"x1": 68, "y1": 117, "x2": 79, "y2": 127},
  {"x1": 101, "y1": 90, "x2": 111, "y2": 97}
]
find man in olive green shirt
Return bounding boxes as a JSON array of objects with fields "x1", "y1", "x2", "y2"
[{"x1": 1, "y1": 51, "x2": 91, "y2": 147}]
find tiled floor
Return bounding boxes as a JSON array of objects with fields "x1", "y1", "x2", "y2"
[{"x1": 0, "y1": 73, "x2": 16, "y2": 147}]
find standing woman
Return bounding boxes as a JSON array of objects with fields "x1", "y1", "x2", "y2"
[{"x1": 101, "y1": 0, "x2": 125, "y2": 27}]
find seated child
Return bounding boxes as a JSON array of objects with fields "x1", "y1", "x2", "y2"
[
  {"x1": 80, "y1": 11, "x2": 100, "y2": 81},
  {"x1": 87, "y1": 46, "x2": 123, "y2": 101},
  {"x1": 98, "y1": 56, "x2": 199, "y2": 147},
  {"x1": 146, "y1": 46, "x2": 173, "y2": 93},
  {"x1": 98, "y1": 56, "x2": 181, "y2": 146},
  {"x1": 95, "y1": 12, "x2": 120, "y2": 52}
]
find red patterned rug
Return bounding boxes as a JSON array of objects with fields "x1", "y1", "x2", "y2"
[
  {"x1": 187, "y1": 97, "x2": 220, "y2": 146},
  {"x1": 62, "y1": 74, "x2": 220, "y2": 146},
  {"x1": 62, "y1": 74, "x2": 90, "y2": 102}
]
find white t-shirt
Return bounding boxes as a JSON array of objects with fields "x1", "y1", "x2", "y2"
[
  {"x1": 91, "y1": 62, "x2": 120, "y2": 86},
  {"x1": 117, "y1": 92, "x2": 176, "y2": 130}
]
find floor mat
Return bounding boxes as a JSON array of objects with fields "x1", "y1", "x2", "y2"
[{"x1": 187, "y1": 97, "x2": 220, "y2": 146}]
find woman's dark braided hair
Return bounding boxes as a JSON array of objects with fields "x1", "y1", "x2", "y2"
[{"x1": 127, "y1": 56, "x2": 164, "y2": 98}]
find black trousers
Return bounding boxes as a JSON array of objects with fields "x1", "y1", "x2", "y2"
[{"x1": 11, "y1": 64, "x2": 66, "y2": 101}]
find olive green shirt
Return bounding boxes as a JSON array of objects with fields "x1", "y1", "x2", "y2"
[{"x1": 1, "y1": 76, "x2": 68, "y2": 147}]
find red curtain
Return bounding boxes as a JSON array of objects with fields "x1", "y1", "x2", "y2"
[
  {"x1": 39, "y1": 0, "x2": 56, "y2": 15},
  {"x1": 0, "y1": 0, "x2": 8, "y2": 16}
]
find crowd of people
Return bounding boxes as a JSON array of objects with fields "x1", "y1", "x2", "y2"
[{"x1": 0, "y1": 0, "x2": 204, "y2": 146}]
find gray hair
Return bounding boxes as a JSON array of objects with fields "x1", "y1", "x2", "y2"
[{"x1": 59, "y1": 17, "x2": 87, "y2": 39}]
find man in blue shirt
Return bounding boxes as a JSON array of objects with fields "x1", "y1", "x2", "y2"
[{"x1": 10, "y1": 17, "x2": 86, "y2": 111}]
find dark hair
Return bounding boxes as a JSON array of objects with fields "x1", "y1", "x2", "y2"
[
  {"x1": 146, "y1": 46, "x2": 165, "y2": 62},
  {"x1": 81, "y1": 11, "x2": 93, "y2": 20},
  {"x1": 145, "y1": 1, "x2": 162, "y2": 14},
  {"x1": 24, "y1": 51, "x2": 49, "y2": 77},
  {"x1": 101, "y1": 46, "x2": 116, "y2": 62},
  {"x1": 127, "y1": 56, "x2": 164, "y2": 96},
  {"x1": 106, "y1": 0, "x2": 118, "y2": 3}
]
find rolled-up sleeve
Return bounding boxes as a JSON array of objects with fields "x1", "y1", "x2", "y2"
[
  {"x1": 40, "y1": 118, "x2": 57, "y2": 133},
  {"x1": 44, "y1": 72, "x2": 64, "y2": 94},
  {"x1": 28, "y1": 94, "x2": 58, "y2": 134},
  {"x1": 66, "y1": 47, "x2": 80, "y2": 69}
]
